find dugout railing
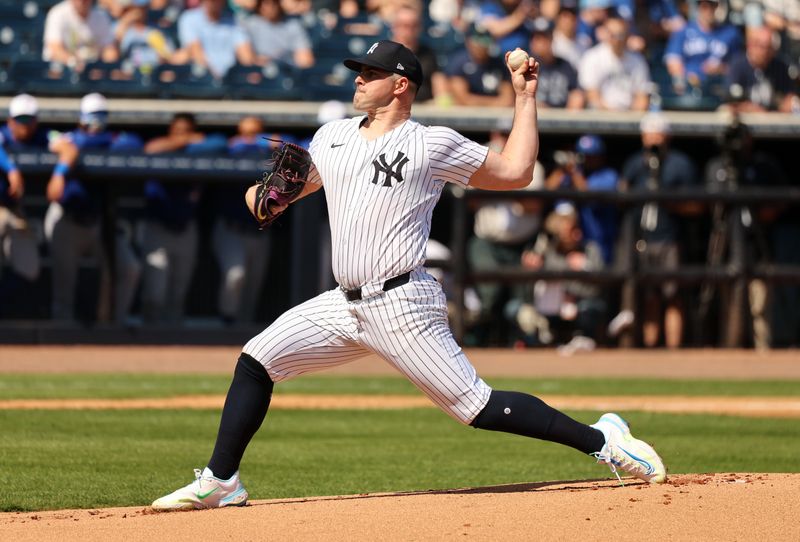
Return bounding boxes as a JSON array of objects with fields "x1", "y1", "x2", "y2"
[
  {"x1": 444, "y1": 187, "x2": 800, "y2": 347},
  {"x1": 6, "y1": 151, "x2": 800, "y2": 347}
]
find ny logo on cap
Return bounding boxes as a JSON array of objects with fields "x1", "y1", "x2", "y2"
[
  {"x1": 396, "y1": 63, "x2": 404, "y2": 71},
  {"x1": 367, "y1": 42, "x2": 379, "y2": 55}
]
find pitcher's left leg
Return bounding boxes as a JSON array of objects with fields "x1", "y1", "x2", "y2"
[
  {"x1": 357, "y1": 275, "x2": 666, "y2": 483},
  {"x1": 356, "y1": 275, "x2": 491, "y2": 424}
]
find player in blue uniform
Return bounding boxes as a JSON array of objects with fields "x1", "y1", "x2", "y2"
[{"x1": 45, "y1": 93, "x2": 142, "y2": 323}]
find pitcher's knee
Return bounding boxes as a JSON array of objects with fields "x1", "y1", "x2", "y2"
[{"x1": 434, "y1": 384, "x2": 492, "y2": 426}]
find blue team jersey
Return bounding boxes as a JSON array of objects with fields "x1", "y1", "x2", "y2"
[
  {"x1": 555, "y1": 167, "x2": 619, "y2": 264},
  {"x1": 664, "y1": 21, "x2": 742, "y2": 80},
  {"x1": 0, "y1": 124, "x2": 50, "y2": 206},
  {"x1": 65, "y1": 129, "x2": 116, "y2": 150},
  {"x1": 57, "y1": 129, "x2": 143, "y2": 220},
  {"x1": 479, "y1": 1, "x2": 531, "y2": 53}
]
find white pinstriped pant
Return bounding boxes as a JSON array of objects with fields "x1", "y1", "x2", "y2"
[{"x1": 243, "y1": 269, "x2": 492, "y2": 424}]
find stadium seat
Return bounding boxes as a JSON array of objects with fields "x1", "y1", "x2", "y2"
[
  {"x1": 0, "y1": 61, "x2": 15, "y2": 95},
  {"x1": 153, "y1": 63, "x2": 226, "y2": 99},
  {"x1": 81, "y1": 61, "x2": 155, "y2": 98},
  {"x1": 0, "y1": 0, "x2": 44, "y2": 19},
  {"x1": 224, "y1": 63, "x2": 298, "y2": 101},
  {"x1": 0, "y1": 18, "x2": 43, "y2": 64},
  {"x1": 650, "y1": 62, "x2": 723, "y2": 111},
  {"x1": 10, "y1": 60, "x2": 86, "y2": 97},
  {"x1": 297, "y1": 56, "x2": 357, "y2": 102}
]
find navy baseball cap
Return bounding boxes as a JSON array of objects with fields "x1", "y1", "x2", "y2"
[
  {"x1": 344, "y1": 40, "x2": 424, "y2": 88},
  {"x1": 576, "y1": 134, "x2": 605, "y2": 155}
]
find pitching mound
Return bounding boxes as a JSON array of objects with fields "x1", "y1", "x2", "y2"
[{"x1": 2, "y1": 473, "x2": 798, "y2": 541}]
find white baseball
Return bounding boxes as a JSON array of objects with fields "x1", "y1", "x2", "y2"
[{"x1": 507, "y1": 49, "x2": 529, "y2": 70}]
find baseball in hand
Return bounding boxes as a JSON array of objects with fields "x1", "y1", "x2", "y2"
[{"x1": 507, "y1": 49, "x2": 530, "y2": 70}]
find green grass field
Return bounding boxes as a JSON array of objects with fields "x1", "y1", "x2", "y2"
[
  {"x1": 1, "y1": 375, "x2": 799, "y2": 512},
  {"x1": 2, "y1": 374, "x2": 800, "y2": 399}
]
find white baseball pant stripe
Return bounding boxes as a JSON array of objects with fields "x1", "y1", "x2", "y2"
[{"x1": 243, "y1": 271, "x2": 492, "y2": 424}]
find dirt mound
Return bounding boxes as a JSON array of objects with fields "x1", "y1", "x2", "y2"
[{"x1": 2, "y1": 473, "x2": 798, "y2": 541}]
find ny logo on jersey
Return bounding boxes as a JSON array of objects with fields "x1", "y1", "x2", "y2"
[{"x1": 370, "y1": 152, "x2": 409, "y2": 187}]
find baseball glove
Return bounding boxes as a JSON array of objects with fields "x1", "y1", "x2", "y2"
[{"x1": 252, "y1": 141, "x2": 312, "y2": 228}]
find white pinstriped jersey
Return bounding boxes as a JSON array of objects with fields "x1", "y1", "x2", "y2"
[{"x1": 308, "y1": 116, "x2": 488, "y2": 290}]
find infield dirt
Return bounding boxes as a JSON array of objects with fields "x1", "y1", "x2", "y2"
[{"x1": 2, "y1": 346, "x2": 799, "y2": 540}]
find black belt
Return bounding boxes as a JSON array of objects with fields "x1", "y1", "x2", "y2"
[{"x1": 342, "y1": 271, "x2": 411, "y2": 302}]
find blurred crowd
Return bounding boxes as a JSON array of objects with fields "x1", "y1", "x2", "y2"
[
  {"x1": 460, "y1": 109, "x2": 799, "y2": 352},
  {"x1": 1, "y1": 91, "x2": 799, "y2": 351},
  {"x1": 0, "y1": 0, "x2": 797, "y2": 110}
]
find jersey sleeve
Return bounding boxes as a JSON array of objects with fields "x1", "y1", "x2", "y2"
[
  {"x1": 425, "y1": 126, "x2": 488, "y2": 187},
  {"x1": 177, "y1": 12, "x2": 198, "y2": 47},
  {"x1": 0, "y1": 145, "x2": 16, "y2": 173},
  {"x1": 663, "y1": 27, "x2": 685, "y2": 61},
  {"x1": 43, "y1": 8, "x2": 64, "y2": 47},
  {"x1": 306, "y1": 124, "x2": 328, "y2": 185}
]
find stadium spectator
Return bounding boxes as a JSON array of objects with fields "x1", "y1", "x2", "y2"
[
  {"x1": 703, "y1": 121, "x2": 790, "y2": 348},
  {"x1": 43, "y1": 0, "x2": 119, "y2": 70},
  {"x1": 114, "y1": 0, "x2": 190, "y2": 69},
  {"x1": 389, "y1": 5, "x2": 444, "y2": 103},
  {"x1": 519, "y1": 202, "x2": 607, "y2": 352},
  {"x1": 367, "y1": 0, "x2": 425, "y2": 24},
  {"x1": 428, "y1": 0, "x2": 477, "y2": 33},
  {"x1": 243, "y1": 0, "x2": 315, "y2": 68},
  {"x1": 643, "y1": 0, "x2": 685, "y2": 43},
  {"x1": 0, "y1": 95, "x2": 45, "y2": 290},
  {"x1": 576, "y1": 0, "x2": 613, "y2": 51},
  {"x1": 578, "y1": 15, "x2": 651, "y2": 111},
  {"x1": 546, "y1": 134, "x2": 619, "y2": 265},
  {"x1": 229, "y1": 0, "x2": 258, "y2": 15},
  {"x1": 45, "y1": 93, "x2": 142, "y2": 323},
  {"x1": 445, "y1": 23, "x2": 514, "y2": 107},
  {"x1": 552, "y1": 0, "x2": 587, "y2": 70},
  {"x1": 210, "y1": 116, "x2": 277, "y2": 324},
  {"x1": 177, "y1": 0, "x2": 257, "y2": 77},
  {"x1": 468, "y1": 120, "x2": 545, "y2": 345},
  {"x1": 762, "y1": 0, "x2": 800, "y2": 63},
  {"x1": 478, "y1": 0, "x2": 537, "y2": 53},
  {"x1": 529, "y1": 16, "x2": 585, "y2": 109},
  {"x1": 723, "y1": 26, "x2": 798, "y2": 113},
  {"x1": 664, "y1": 0, "x2": 743, "y2": 96},
  {"x1": 620, "y1": 112, "x2": 700, "y2": 348},
  {"x1": 139, "y1": 112, "x2": 224, "y2": 324}
]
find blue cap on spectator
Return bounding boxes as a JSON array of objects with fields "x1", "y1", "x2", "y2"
[
  {"x1": 580, "y1": 0, "x2": 613, "y2": 9},
  {"x1": 576, "y1": 134, "x2": 605, "y2": 155}
]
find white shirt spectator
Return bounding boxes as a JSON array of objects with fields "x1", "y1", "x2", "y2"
[
  {"x1": 43, "y1": 0, "x2": 114, "y2": 63},
  {"x1": 578, "y1": 42, "x2": 651, "y2": 110},
  {"x1": 473, "y1": 161, "x2": 545, "y2": 245},
  {"x1": 553, "y1": 32, "x2": 586, "y2": 71}
]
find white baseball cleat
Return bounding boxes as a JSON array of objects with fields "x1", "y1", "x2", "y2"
[
  {"x1": 591, "y1": 413, "x2": 667, "y2": 484},
  {"x1": 151, "y1": 468, "x2": 249, "y2": 511}
]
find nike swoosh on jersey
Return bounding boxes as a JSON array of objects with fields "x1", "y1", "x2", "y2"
[{"x1": 330, "y1": 143, "x2": 345, "y2": 148}]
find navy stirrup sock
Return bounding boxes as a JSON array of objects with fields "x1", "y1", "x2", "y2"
[
  {"x1": 471, "y1": 390, "x2": 606, "y2": 455},
  {"x1": 207, "y1": 353, "x2": 274, "y2": 480}
]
